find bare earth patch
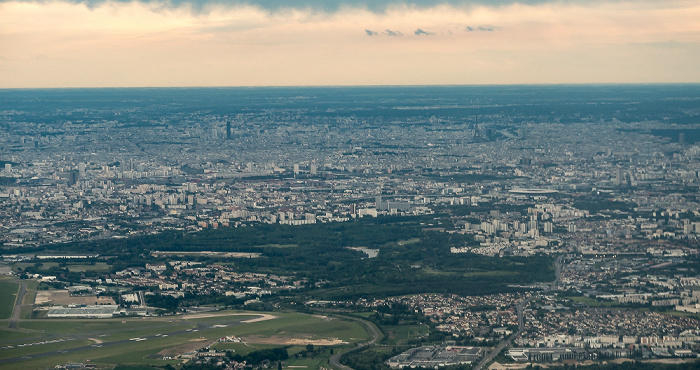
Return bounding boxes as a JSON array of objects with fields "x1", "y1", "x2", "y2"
[
  {"x1": 241, "y1": 335, "x2": 347, "y2": 346},
  {"x1": 35, "y1": 290, "x2": 115, "y2": 305},
  {"x1": 646, "y1": 359, "x2": 697, "y2": 364},
  {"x1": 240, "y1": 314, "x2": 277, "y2": 323}
]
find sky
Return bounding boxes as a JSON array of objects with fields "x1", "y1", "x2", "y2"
[{"x1": 1, "y1": 0, "x2": 699, "y2": 87}]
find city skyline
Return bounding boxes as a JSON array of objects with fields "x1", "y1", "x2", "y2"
[{"x1": 2, "y1": 0, "x2": 699, "y2": 88}]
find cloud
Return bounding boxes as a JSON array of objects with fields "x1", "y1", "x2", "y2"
[
  {"x1": 365, "y1": 29, "x2": 378, "y2": 36},
  {"x1": 0, "y1": 0, "x2": 578, "y2": 13},
  {"x1": 466, "y1": 25, "x2": 500, "y2": 32},
  {"x1": 2, "y1": 0, "x2": 699, "y2": 87},
  {"x1": 384, "y1": 29, "x2": 402, "y2": 36}
]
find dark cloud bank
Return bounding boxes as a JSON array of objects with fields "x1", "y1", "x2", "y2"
[{"x1": 12, "y1": 0, "x2": 564, "y2": 12}]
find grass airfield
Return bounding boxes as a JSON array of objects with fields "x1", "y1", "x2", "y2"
[{"x1": 0, "y1": 310, "x2": 370, "y2": 369}]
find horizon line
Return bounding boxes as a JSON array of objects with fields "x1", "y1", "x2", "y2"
[{"x1": 2, "y1": 82, "x2": 700, "y2": 90}]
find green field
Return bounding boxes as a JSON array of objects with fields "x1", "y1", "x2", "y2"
[
  {"x1": 19, "y1": 319, "x2": 182, "y2": 335},
  {"x1": 20, "y1": 281, "x2": 38, "y2": 320},
  {"x1": 181, "y1": 312, "x2": 258, "y2": 324},
  {"x1": 12, "y1": 262, "x2": 111, "y2": 273},
  {"x1": 257, "y1": 244, "x2": 298, "y2": 248},
  {"x1": 351, "y1": 311, "x2": 376, "y2": 318},
  {"x1": 383, "y1": 324, "x2": 429, "y2": 345},
  {"x1": 421, "y1": 267, "x2": 517, "y2": 278},
  {"x1": 0, "y1": 339, "x2": 93, "y2": 360},
  {"x1": 0, "y1": 329, "x2": 43, "y2": 344},
  {"x1": 0, "y1": 280, "x2": 18, "y2": 319},
  {"x1": 65, "y1": 262, "x2": 111, "y2": 272},
  {"x1": 0, "y1": 311, "x2": 370, "y2": 370},
  {"x1": 397, "y1": 238, "x2": 420, "y2": 246},
  {"x1": 462, "y1": 270, "x2": 518, "y2": 278},
  {"x1": 567, "y1": 296, "x2": 625, "y2": 307}
]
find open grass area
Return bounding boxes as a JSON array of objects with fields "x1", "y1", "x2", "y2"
[
  {"x1": 12, "y1": 262, "x2": 111, "y2": 273},
  {"x1": 0, "y1": 340, "x2": 181, "y2": 370},
  {"x1": 350, "y1": 311, "x2": 376, "y2": 318},
  {"x1": 97, "y1": 324, "x2": 199, "y2": 343},
  {"x1": 397, "y1": 238, "x2": 421, "y2": 246},
  {"x1": 89, "y1": 341, "x2": 189, "y2": 366},
  {"x1": 2, "y1": 311, "x2": 369, "y2": 369},
  {"x1": 19, "y1": 318, "x2": 189, "y2": 336},
  {"x1": 421, "y1": 267, "x2": 454, "y2": 276},
  {"x1": 568, "y1": 296, "x2": 624, "y2": 307},
  {"x1": 12, "y1": 262, "x2": 59, "y2": 271},
  {"x1": 421, "y1": 267, "x2": 516, "y2": 278},
  {"x1": 462, "y1": 270, "x2": 517, "y2": 278},
  {"x1": 181, "y1": 311, "x2": 259, "y2": 324},
  {"x1": 237, "y1": 314, "x2": 368, "y2": 342},
  {"x1": 0, "y1": 281, "x2": 18, "y2": 319},
  {"x1": 0, "y1": 329, "x2": 43, "y2": 344},
  {"x1": 383, "y1": 324, "x2": 429, "y2": 345},
  {"x1": 0, "y1": 339, "x2": 93, "y2": 360},
  {"x1": 20, "y1": 282, "x2": 38, "y2": 320},
  {"x1": 65, "y1": 262, "x2": 111, "y2": 272},
  {"x1": 258, "y1": 244, "x2": 298, "y2": 248}
]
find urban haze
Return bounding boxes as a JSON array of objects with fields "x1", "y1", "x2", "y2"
[{"x1": 1, "y1": 85, "x2": 700, "y2": 370}]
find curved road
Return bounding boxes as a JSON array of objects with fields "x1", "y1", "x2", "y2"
[{"x1": 328, "y1": 315, "x2": 381, "y2": 370}]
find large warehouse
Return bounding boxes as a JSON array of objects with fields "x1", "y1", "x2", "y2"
[{"x1": 47, "y1": 305, "x2": 120, "y2": 319}]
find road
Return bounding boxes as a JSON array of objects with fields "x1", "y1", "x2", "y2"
[
  {"x1": 8, "y1": 280, "x2": 27, "y2": 329},
  {"x1": 473, "y1": 295, "x2": 532, "y2": 370},
  {"x1": 474, "y1": 255, "x2": 564, "y2": 370},
  {"x1": 550, "y1": 255, "x2": 564, "y2": 291},
  {"x1": 328, "y1": 315, "x2": 381, "y2": 370}
]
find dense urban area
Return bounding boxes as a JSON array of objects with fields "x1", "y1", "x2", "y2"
[{"x1": 1, "y1": 85, "x2": 700, "y2": 370}]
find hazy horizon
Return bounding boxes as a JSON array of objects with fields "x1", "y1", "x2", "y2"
[
  {"x1": 2, "y1": 0, "x2": 699, "y2": 88},
  {"x1": 3, "y1": 82, "x2": 700, "y2": 91}
]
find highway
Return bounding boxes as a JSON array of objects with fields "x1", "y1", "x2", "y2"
[
  {"x1": 474, "y1": 255, "x2": 564, "y2": 370},
  {"x1": 473, "y1": 295, "x2": 533, "y2": 370},
  {"x1": 328, "y1": 315, "x2": 382, "y2": 370}
]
